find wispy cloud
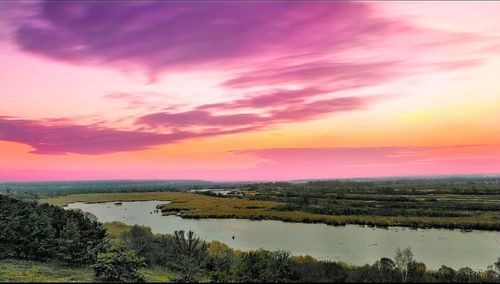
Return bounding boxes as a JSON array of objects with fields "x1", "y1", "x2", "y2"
[{"x1": 0, "y1": 92, "x2": 375, "y2": 155}]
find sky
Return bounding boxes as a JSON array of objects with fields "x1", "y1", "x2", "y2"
[{"x1": 1, "y1": 1, "x2": 500, "y2": 181}]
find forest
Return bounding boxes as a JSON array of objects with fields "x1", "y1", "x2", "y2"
[{"x1": 1, "y1": 194, "x2": 500, "y2": 283}]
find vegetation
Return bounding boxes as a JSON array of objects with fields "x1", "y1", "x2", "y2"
[
  {"x1": 0, "y1": 194, "x2": 107, "y2": 265},
  {"x1": 0, "y1": 180, "x2": 214, "y2": 197},
  {"x1": 92, "y1": 244, "x2": 146, "y2": 282},
  {"x1": 0, "y1": 195, "x2": 171, "y2": 282},
  {"x1": 2, "y1": 178, "x2": 500, "y2": 281},
  {"x1": 0, "y1": 259, "x2": 173, "y2": 282},
  {"x1": 0, "y1": 259, "x2": 93, "y2": 282},
  {"x1": 41, "y1": 185, "x2": 500, "y2": 231},
  {"x1": 1, "y1": 193, "x2": 500, "y2": 282}
]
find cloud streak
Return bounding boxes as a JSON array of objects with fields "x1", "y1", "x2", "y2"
[{"x1": 0, "y1": 91, "x2": 375, "y2": 155}]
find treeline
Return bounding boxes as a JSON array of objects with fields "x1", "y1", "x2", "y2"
[
  {"x1": 0, "y1": 180, "x2": 219, "y2": 198},
  {"x1": 0, "y1": 194, "x2": 107, "y2": 265},
  {"x1": 115, "y1": 224, "x2": 500, "y2": 283},
  {"x1": 241, "y1": 178, "x2": 500, "y2": 196}
]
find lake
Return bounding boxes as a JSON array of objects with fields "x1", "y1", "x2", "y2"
[{"x1": 66, "y1": 200, "x2": 500, "y2": 269}]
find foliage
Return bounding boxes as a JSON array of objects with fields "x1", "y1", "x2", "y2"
[
  {"x1": 92, "y1": 244, "x2": 146, "y2": 283},
  {"x1": 3, "y1": 193, "x2": 500, "y2": 283},
  {"x1": 395, "y1": 247, "x2": 415, "y2": 282},
  {"x1": 0, "y1": 194, "x2": 107, "y2": 265},
  {"x1": 206, "y1": 241, "x2": 237, "y2": 282},
  {"x1": 122, "y1": 225, "x2": 155, "y2": 264},
  {"x1": 169, "y1": 230, "x2": 209, "y2": 282}
]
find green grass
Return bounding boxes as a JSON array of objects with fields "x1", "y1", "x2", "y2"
[
  {"x1": 0, "y1": 259, "x2": 173, "y2": 283},
  {"x1": 0, "y1": 259, "x2": 93, "y2": 282}
]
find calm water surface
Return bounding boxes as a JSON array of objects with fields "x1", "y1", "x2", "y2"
[{"x1": 66, "y1": 200, "x2": 500, "y2": 269}]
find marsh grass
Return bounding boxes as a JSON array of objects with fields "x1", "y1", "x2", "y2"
[{"x1": 41, "y1": 191, "x2": 500, "y2": 230}]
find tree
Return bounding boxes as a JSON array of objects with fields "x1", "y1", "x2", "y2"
[
  {"x1": 456, "y1": 267, "x2": 476, "y2": 283},
  {"x1": 394, "y1": 247, "x2": 414, "y2": 282},
  {"x1": 206, "y1": 241, "x2": 236, "y2": 282},
  {"x1": 235, "y1": 249, "x2": 293, "y2": 282},
  {"x1": 407, "y1": 261, "x2": 427, "y2": 282},
  {"x1": 0, "y1": 195, "x2": 106, "y2": 264},
  {"x1": 57, "y1": 218, "x2": 84, "y2": 265},
  {"x1": 235, "y1": 250, "x2": 273, "y2": 282},
  {"x1": 268, "y1": 250, "x2": 293, "y2": 282},
  {"x1": 26, "y1": 212, "x2": 55, "y2": 259},
  {"x1": 92, "y1": 244, "x2": 146, "y2": 283},
  {"x1": 169, "y1": 230, "x2": 208, "y2": 282},
  {"x1": 437, "y1": 265, "x2": 456, "y2": 282},
  {"x1": 150, "y1": 234, "x2": 175, "y2": 268},
  {"x1": 122, "y1": 225, "x2": 155, "y2": 263},
  {"x1": 372, "y1": 257, "x2": 397, "y2": 282}
]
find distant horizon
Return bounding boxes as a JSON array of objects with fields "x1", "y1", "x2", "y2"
[
  {"x1": 2, "y1": 172, "x2": 500, "y2": 184},
  {"x1": 2, "y1": 1, "x2": 500, "y2": 181}
]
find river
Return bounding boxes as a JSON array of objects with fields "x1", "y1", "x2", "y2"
[{"x1": 66, "y1": 200, "x2": 500, "y2": 269}]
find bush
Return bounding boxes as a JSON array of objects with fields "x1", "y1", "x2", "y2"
[{"x1": 92, "y1": 244, "x2": 146, "y2": 283}]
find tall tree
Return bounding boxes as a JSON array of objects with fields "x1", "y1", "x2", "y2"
[
  {"x1": 394, "y1": 247, "x2": 414, "y2": 283},
  {"x1": 169, "y1": 230, "x2": 208, "y2": 282}
]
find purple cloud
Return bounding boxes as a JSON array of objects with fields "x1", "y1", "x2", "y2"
[
  {"x1": 0, "y1": 92, "x2": 375, "y2": 155},
  {"x1": 0, "y1": 117, "x2": 186, "y2": 154},
  {"x1": 12, "y1": 1, "x2": 401, "y2": 76},
  {"x1": 0, "y1": 116, "x2": 271, "y2": 155},
  {"x1": 137, "y1": 91, "x2": 375, "y2": 130},
  {"x1": 222, "y1": 61, "x2": 402, "y2": 89}
]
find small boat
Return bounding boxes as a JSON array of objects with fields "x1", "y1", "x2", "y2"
[{"x1": 114, "y1": 202, "x2": 123, "y2": 206}]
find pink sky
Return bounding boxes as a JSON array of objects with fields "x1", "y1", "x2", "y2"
[{"x1": 1, "y1": 1, "x2": 500, "y2": 181}]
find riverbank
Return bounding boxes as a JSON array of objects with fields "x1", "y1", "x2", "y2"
[{"x1": 42, "y1": 191, "x2": 500, "y2": 231}]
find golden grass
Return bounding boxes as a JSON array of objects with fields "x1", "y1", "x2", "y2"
[
  {"x1": 41, "y1": 192, "x2": 500, "y2": 230},
  {"x1": 41, "y1": 192, "x2": 185, "y2": 206}
]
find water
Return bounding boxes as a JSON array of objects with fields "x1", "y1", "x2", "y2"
[{"x1": 66, "y1": 200, "x2": 500, "y2": 269}]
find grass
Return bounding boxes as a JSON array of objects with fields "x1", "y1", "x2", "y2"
[
  {"x1": 41, "y1": 191, "x2": 500, "y2": 230},
  {"x1": 0, "y1": 259, "x2": 173, "y2": 283},
  {"x1": 0, "y1": 259, "x2": 93, "y2": 282},
  {"x1": 40, "y1": 192, "x2": 185, "y2": 206}
]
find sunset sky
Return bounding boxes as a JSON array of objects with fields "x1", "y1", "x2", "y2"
[{"x1": 1, "y1": 1, "x2": 500, "y2": 181}]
